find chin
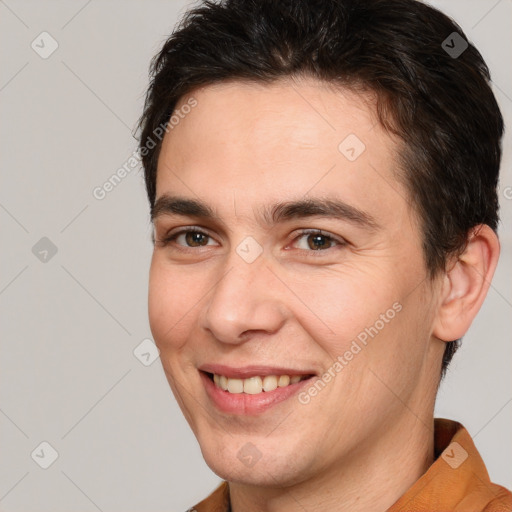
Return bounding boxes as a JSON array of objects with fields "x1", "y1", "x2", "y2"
[{"x1": 200, "y1": 442, "x2": 311, "y2": 488}]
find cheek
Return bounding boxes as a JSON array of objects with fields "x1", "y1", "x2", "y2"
[
  {"x1": 291, "y1": 268, "x2": 401, "y2": 356},
  {"x1": 293, "y1": 266, "x2": 429, "y2": 409},
  {"x1": 148, "y1": 257, "x2": 201, "y2": 351},
  {"x1": 330, "y1": 284, "x2": 435, "y2": 407}
]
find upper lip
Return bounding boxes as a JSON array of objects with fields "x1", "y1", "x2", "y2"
[{"x1": 199, "y1": 364, "x2": 316, "y2": 379}]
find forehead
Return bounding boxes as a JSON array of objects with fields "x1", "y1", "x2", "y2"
[
  {"x1": 164, "y1": 77, "x2": 383, "y2": 162},
  {"x1": 156, "y1": 77, "x2": 414, "y2": 231}
]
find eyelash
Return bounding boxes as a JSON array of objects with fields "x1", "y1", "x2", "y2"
[{"x1": 157, "y1": 227, "x2": 346, "y2": 255}]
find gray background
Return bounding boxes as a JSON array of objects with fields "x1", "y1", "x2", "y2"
[{"x1": 0, "y1": 0, "x2": 510, "y2": 511}]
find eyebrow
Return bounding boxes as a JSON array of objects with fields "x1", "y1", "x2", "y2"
[{"x1": 151, "y1": 194, "x2": 380, "y2": 231}]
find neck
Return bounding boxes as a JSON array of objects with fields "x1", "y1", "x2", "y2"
[{"x1": 228, "y1": 414, "x2": 435, "y2": 512}]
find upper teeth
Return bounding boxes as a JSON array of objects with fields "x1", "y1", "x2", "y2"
[{"x1": 213, "y1": 374, "x2": 306, "y2": 394}]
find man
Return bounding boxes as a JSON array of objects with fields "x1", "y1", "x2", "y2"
[{"x1": 138, "y1": 0, "x2": 512, "y2": 510}]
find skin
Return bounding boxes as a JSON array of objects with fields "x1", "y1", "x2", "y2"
[{"x1": 148, "y1": 77, "x2": 499, "y2": 512}]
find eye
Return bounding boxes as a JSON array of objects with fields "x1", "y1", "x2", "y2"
[
  {"x1": 158, "y1": 228, "x2": 217, "y2": 248},
  {"x1": 291, "y1": 229, "x2": 345, "y2": 252},
  {"x1": 156, "y1": 227, "x2": 346, "y2": 254}
]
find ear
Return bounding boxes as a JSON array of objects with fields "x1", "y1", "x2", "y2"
[{"x1": 433, "y1": 224, "x2": 500, "y2": 342}]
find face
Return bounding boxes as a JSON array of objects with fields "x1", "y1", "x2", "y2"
[{"x1": 148, "y1": 78, "x2": 444, "y2": 487}]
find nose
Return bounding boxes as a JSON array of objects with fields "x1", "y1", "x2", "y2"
[{"x1": 200, "y1": 250, "x2": 288, "y2": 345}]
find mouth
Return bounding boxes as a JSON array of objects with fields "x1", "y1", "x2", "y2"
[
  {"x1": 199, "y1": 366, "x2": 316, "y2": 415},
  {"x1": 206, "y1": 372, "x2": 311, "y2": 394}
]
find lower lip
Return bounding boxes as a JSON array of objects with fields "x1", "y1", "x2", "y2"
[{"x1": 200, "y1": 371, "x2": 313, "y2": 415}]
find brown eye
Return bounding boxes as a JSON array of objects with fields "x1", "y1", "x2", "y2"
[
  {"x1": 184, "y1": 231, "x2": 210, "y2": 247},
  {"x1": 159, "y1": 228, "x2": 217, "y2": 248},
  {"x1": 306, "y1": 233, "x2": 334, "y2": 250},
  {"x1": 293, "y1": 230, "x2": 344, "y2": 252}
]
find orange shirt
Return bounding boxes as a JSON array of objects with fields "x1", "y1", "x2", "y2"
[{"x1": 192, "y1": 418, "x2": 512, "y2": 512}]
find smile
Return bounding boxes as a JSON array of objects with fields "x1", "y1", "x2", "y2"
[
  {"x1": 211, "y1": 373, "x2": 309, "y2": 394},
  {"x1": 199, "y1": 368, "x2": 315, "y2": 415}
]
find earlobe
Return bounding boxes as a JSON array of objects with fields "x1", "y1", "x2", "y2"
[{"x1": 433, "y1": 225, "x2": 500, "y2": 342}]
